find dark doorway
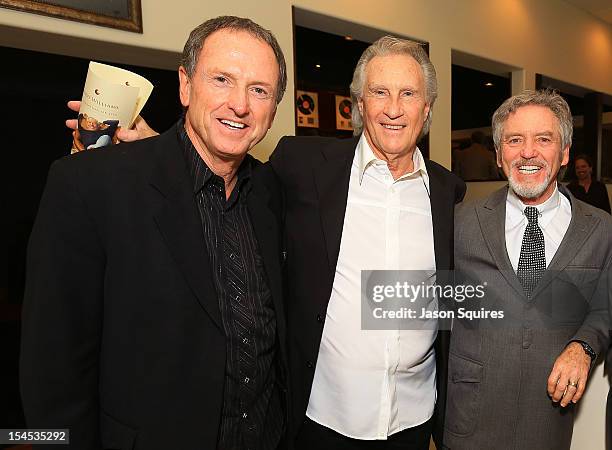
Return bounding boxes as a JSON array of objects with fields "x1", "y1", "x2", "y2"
[
  {"x1": 2, "y1": 45, "x2": 181, "y2": 433},
  {"x1": 293, "y1": 17, "x2": 430, "y2": 156}
]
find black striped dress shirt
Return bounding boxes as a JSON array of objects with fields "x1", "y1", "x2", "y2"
[{"x1": 179, "y1": 124, "x2": 282, "y2": 450}]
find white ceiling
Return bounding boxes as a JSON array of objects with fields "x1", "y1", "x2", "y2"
[{"x1": 564, "y1": 0, "x2": 612, "y2": 25}]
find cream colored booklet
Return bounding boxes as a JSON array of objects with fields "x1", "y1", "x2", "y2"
[{"x1": 72, "y1": 62, "x2": 154, "y2": 153}]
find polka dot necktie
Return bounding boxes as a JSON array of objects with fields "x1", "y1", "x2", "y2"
[{"x1": 517, "y1": 206, "x2": 546, "y2": 298}]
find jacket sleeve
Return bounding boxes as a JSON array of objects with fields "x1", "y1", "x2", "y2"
[
  {"x1": 570, "y1": 251, "x2": 612, "y2": 358},
  {"x1": 455, "y1": 178, "x2": 467, "y2": 204},
  {"x1": 20, "y1": 158, "x2": 104, "y2": 449}
]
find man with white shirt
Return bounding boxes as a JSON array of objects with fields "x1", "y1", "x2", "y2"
[
  {"x1": 444, "y1": 90, "x2": 611, "y2": 450},
  {"x1": 269, "y1": 36, "x2": 465, "y2": 449}
]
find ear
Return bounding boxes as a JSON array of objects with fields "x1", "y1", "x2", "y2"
[
  {"x1": 561, "y1": 145, "x2": 570, "y2": 166},
  {"x1": 496, "y1": 149, "x2": 502, "y2": 168},
  {"x1": 267, "y1": 105, "x2": 277, "y2": 130},
  {"x1": 358, "y1": 96, "x2": 364, "y2": 116},
  {"x1": 423, "y1": 103, "x2": 431, "y2": 122},
  {"x1": 178, "y1": 66, "x2": 191, "y2": 108}
]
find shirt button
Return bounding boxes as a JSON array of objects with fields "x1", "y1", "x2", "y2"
[
  {"x1": 242, "y1": 412, "x2": 248, "y2": 419},
  {"x1": 229, "y1": 253, "x2": 236, "y2": 260},
  {"x1": 244, "y1": 377, "x2": 250, "y2": 384},
  {"x1": 243, "y1": 337, "x2": 250, "y2": 345},
  {"x1": 235, "y1": 295, "x2": 242, "y2": 303}
]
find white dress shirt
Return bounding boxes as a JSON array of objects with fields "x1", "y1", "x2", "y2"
[
  {"x1": 306, "y1": 134, "x2": 438, "y2": 439},
  {"x1": 505, "y1": 184, "x2": 572, "y2": 270}
]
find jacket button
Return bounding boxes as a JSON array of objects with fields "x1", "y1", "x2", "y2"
[
  {"x1": 306, "y1": 360, "x2": 314, "y2": 369},
  {"x1": 316, "y1": 314, "x2": 323, "y2": 323}
]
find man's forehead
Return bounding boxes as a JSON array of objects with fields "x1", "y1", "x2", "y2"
[
  {"x1": 199, "y1": 28, "x2": 274, "y2": 59},
  {"x1": 197, "y1": 29, "x2": 279, "y2": 80},
  {"x1": 364, "y1": 54, "x2": 424, "y2": 86},
  {"x1": 507, "y1": 104, "x2": 556, "y2": 120},
  {"x1": 503, "y1": 105, "x2": 559, "y2": 131}
]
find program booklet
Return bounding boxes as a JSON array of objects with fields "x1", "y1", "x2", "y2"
[{"x1": 72, "y1": 62, "x2": 154, "y2": 153}]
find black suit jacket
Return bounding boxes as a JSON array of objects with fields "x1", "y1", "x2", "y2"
[
  {"x1": 268, "y1": 135, "x2": 466, "y2": 447},
  {"x1": 20, "y1": 125, "x2": 287, "y2": 449}
]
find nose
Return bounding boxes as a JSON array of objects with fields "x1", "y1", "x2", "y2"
[
  {"x1": 519, "y1": 137, "x2": 539, "y2": 159},
  {"x1": 227, "y1": 87, "x2": 249, "y2": 117},
  {"x1": 383, "y1": 94, "x2": 403, "y2": 120}
]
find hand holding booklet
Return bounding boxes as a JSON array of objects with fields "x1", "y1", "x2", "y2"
[{"x1": 72, "y1": 62, "x2": 153, "y2": 153}]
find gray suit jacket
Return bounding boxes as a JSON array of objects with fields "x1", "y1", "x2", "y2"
[{"x1": 444, "y1": 185, "x2": 611, "y2": 450}]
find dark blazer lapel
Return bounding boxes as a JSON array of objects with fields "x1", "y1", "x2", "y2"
[
  {"x1": 476, "y1": 186, "x2": 526, "y2": 298},
  {"x1": 426, "y1": 161, "x2": 453, "y2": 271},
  {"x1": 149, "y1": 129, "x2": 222, "y2": 330},
  {"x1": 313, "y1": 137, "x2": 357, "y2": 273},
  {"x1": 247, "y1": 181, "x2": 286, "y2": 353},
  {"x1": 531, "y1": 189, "x2": 600, "y2": 299}
]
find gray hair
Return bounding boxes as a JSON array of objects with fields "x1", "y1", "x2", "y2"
[
  {"x1": 180, "y1": 16, "x2": 287, "y2": 104},
  {"x1": 349, "y1": 35, "x2": 437, "y2": 137},
  {"x1": 492, "y1": 89, "x2": 573, "y2": 153}
]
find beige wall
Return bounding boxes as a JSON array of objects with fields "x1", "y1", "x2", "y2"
[
  {"x1": 2, "y1": 0, "x2": 611, "y2": 162},
  {"x1": 2, "y1": 0, "x2": 610, "y2": 447}
]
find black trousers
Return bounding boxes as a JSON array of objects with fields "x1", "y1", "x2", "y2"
[{"x1": 295, "y1": 417, "x2": 433, "y2": 450}]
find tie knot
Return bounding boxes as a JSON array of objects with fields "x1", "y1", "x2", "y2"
[{"x1": 524, "y1": 206, "x2": 539, "y2": 224}]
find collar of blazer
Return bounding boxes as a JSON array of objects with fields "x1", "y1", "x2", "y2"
[
  {"x1": 475, "y1": 184, "x2": 601, "y2": 300},
  {"x1": 146, "y1": 125, "x2": 284, "y2": 334},
  {"x1": 148, "y1": 126, "x2": 224, "y2": 330},
  {"x1": 313, "y1": 136, "x2": 358, "y2": 273},
  {"x1": 312, "y1": 135, "x2": 457, "y2": 274}
]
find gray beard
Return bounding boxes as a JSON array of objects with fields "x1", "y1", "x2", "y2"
[{"x1": 507, "y1": 168, "x2": 552, "y2": 200}]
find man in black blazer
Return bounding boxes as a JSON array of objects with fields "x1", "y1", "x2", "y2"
[
  {"x1": 269, "y1": 37, "x2": 465, "y2": 449},
  {"x1": 57, "y1": 35, "x2": 464, "y2": 450},
  {"x1": 21, "y1": 16, "x2": 288, "y2": 450}
]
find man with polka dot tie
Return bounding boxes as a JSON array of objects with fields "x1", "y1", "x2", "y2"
[{"x1": 444, "y1": 89, "x2": 612, "y2": 450}]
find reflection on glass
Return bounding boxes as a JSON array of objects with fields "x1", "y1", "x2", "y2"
[{"x1": 453, "y1": 131, "x2": 500, "y2": 181}]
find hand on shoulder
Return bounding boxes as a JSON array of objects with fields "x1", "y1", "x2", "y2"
[{"x1": 66, "y1": 100, "x2": 160, "y2": 144}]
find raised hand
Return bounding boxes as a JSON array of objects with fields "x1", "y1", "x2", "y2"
[{"x1": 66, "y1": 100, "x2": 159, "y2": 143}]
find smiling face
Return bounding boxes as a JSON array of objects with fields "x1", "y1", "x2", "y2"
[
  {"x1": 358, "y1": 54, "x2": 430, "y2": 162},
  {"x1": 574, "y1": 158, "x2": 592, "y2": 181},
  {"x1": 80, "y1": 114, "x2": 100, "y2": 131},
  {"x1": 179, "y1": 29, "x2": 279, "y2": 163},
  {"x1": 497, "y1": 104, "x2": 569, "y2": 205}
]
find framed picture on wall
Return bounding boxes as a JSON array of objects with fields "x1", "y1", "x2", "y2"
[{"x1": 0, "y1": 0, "x2": 142, "y2": 33}]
